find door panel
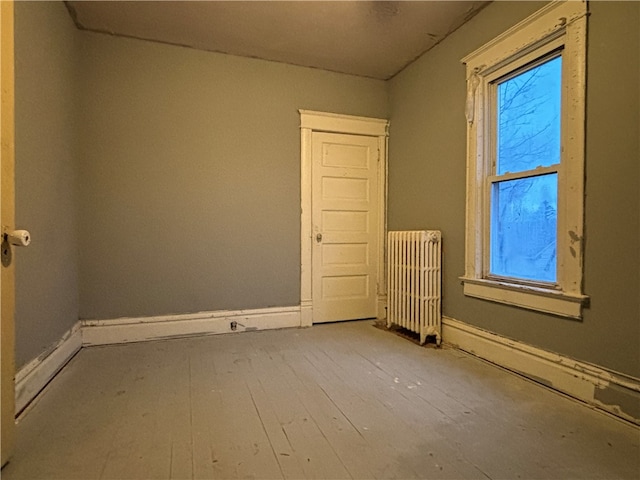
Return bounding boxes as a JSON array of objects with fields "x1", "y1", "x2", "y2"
[{"x1": 312, "y1": 132, "x2": 379, "y2": 323}]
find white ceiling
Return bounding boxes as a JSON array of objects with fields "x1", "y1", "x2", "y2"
[{"x1": 66, "y1": 1, "x2": 489, "y2": 80}]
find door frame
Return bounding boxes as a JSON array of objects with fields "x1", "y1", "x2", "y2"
[
  {"x1": 299, "y1": 110, "x2": 389, "y2": 326},
  {"x1": 1, "y1": 0, "x2": 16, "y2": 468}
]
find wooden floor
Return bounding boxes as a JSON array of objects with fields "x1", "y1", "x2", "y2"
[{"x1": 2, "y1": 320, "x2": 639, "y2": 479}]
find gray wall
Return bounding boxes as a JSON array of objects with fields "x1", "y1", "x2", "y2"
[
  {"x1": 14, "y1": 1, "x2": 80, "y2": 368},
  {"x1": 14, "y1": 1, "x2": 639, "y2": 383},
  {"x1": 388, "y1": 1, "x2": 639, "y2": 377},
  {"x1": 77, "y1": 32, "x2": 389, "y2": 320}
]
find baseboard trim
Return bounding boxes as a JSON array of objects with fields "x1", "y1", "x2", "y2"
[
  {"x1": 300, "y1": 301, "x2": 313, "y2": 328},
  {"x1": 442, "y1": 316, "x2": 640, "y2": 425},
  {"x1": 81, "y1": 306, "x2": 303, "y2": 346},
  {"x1": 377, "y1": 294, "x2": 387, "y2": 321},
  {"x1": 15, "y1": 322, "x2": 82, "y2": 415}
]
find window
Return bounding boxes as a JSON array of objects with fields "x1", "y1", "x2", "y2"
[{"x1": 461, "y1": 1, "x2": 589, "y2": 319}]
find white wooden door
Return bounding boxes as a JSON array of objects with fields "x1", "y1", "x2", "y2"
[
  {"x1": 1, "y1": 0, "x2": 15, "y2": 467},
  {"x1": 311, "y1": 132, "x2": 379, "y2": 323}
]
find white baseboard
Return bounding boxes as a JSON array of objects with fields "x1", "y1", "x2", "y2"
[
  {"x1": 442, "y1": 316, "x2": 640, "y2": 424},
  {"x1": 15, "y1": 322, "x2": 82, "y2": 415},
  {"x1": 300, "y1": 301, "x2": 313, "y2": 328},
  {"x1": 81, "y1": 305, "x2": 303, "y2": 346},
  {"x1": 377, "y1": 294, "x2": 387, "y2": 320}
]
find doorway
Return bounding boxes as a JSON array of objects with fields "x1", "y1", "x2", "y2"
[{"x1": 299, "y1": 110, "x2": 388, "y2": 326}]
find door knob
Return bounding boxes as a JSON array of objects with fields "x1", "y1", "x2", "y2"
[
  {"x1": 2, "y1": 229, "x2": 31, "y2": 268},
  {"x1": 6, "y1": 229, "x2": 31, "y2": 247},
  {"x1": 316, "y1": 233, "x2": 323, "y2": 243}
]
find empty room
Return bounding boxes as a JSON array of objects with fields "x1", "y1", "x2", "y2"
[{"x1": 1, "y1": 0, "x2": 638, "y2": 478}]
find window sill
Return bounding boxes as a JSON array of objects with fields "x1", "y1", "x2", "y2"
[{"x1": 460, "y1": 277, "x2": 589, "y2": 320}]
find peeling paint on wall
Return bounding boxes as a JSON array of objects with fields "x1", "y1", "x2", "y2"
[{"x1": 594, "y1": 384, "x2": 640, "y2": 421}]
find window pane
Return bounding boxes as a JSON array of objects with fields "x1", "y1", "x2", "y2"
[
  {"x1": 497, "y1": 56, "x2": 562, "y2": 175},
  {"x1": 490, "y1": 174, "x2": 557, "y2": 283}
]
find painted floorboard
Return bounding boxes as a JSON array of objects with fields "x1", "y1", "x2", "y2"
[
  {"x1": 300, "y1": 328, "x2": 488, "y2": 479},
  {"x1": 2, "y1": 320, "x2": 639, "y2": 480}
]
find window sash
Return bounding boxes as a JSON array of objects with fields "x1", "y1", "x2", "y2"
[
  {"x1": 486, "y1": 173, "x2": 559, "y2": 285},
  {"x1": 492, "y1": 52, "x2": 563, "y2": 177},
  {"x1": 487, "y1": 165, "x2": 559, "y2": 184},
  {"x1": 484, "y1": 52, "x2": 563, "y2": 287}
]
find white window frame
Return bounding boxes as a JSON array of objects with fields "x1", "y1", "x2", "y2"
[{"x1": 460, "y1": 0, "x2": 589, "y2": 319}]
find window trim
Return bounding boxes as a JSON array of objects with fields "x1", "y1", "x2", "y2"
[{"x1": 460, "y1": 0, "x2": 589, "y2": 319}]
